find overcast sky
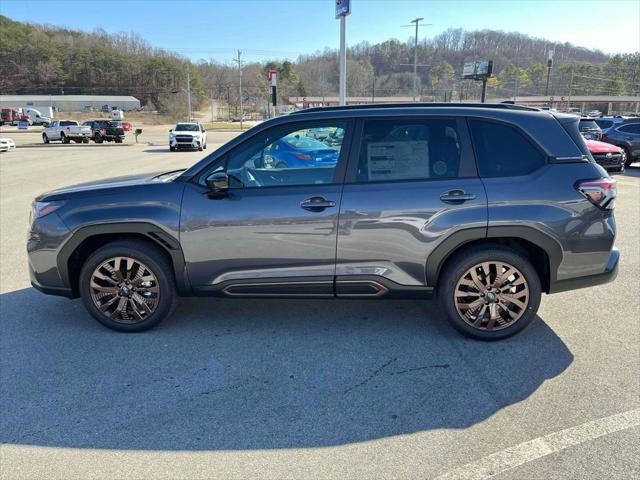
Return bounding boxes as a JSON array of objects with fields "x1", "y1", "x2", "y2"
[{"x1": 2, "y1": 0, "x2": 639, "y2": 62}]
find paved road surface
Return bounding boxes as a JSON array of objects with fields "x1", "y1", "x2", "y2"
[{"x1": 1, "y1": 131, "x2": 638, "y2": 479}]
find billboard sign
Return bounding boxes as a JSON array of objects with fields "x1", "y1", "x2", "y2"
[
  {"x1": 462, "y1": 60, "x2": 492, "y2": 79},
  {"x1": 335, "y1": 0, "x2": 351, "y2": 18}
]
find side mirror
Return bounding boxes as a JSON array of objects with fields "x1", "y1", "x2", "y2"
[
  {"x1": 169, "y1": 129, "x2": 173, "y2": 133},
  {"x1": 206, "y1": 172, "x2": 229, "y2": 192}
]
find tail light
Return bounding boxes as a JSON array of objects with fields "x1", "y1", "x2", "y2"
[
  {"x1": 295, "y1": 153, "x2": 313, "y2": 161},
  {"x1": 577, "y1": 179, "x2": 616, "y2": 209}
]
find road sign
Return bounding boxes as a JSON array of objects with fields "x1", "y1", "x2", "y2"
[
  {"x1": 268, "y1": 68, "x2": 277, "y2": 85},
  {"x1": 336, "y1": 0, "x2": 351, "y2": 18}
]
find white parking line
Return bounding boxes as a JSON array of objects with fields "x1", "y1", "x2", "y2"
[{"x1": 434, "y1": 408, "x2": 640, "y2": 480}]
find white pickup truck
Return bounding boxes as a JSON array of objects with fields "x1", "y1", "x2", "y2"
[{"x1": 42, "y1": 120, "x2": 92, "y2": 144}]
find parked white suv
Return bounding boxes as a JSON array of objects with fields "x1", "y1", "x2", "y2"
[
  {"x1": 169, "y1": 122, "x2": 207, "y2": 151},
  {"x1": 42, "y1": 120, "x2": 92, "y2": 144}
]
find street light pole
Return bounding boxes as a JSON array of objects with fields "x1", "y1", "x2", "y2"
[
  {"x1": 410, "y1": 17, "x2": 423, "y2": 102},
  {"x1": 339, "y1": 15, "x2": 347, "y2": 106}
]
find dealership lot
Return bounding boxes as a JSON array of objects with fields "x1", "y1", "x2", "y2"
[{"x1": 1, "y1": 131, "x2": 639, "y2": 479}]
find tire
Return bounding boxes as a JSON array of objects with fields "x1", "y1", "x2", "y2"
[
  {"x1": 203, "y1": 142, "x2": 207, "y2": 150},
  {"x1": 94, "y1": 133, "x2": 103, "y2": 144},
  {"x1": 42, "y1": 133, "x2": 49, "y2": 144},
  {"x1": 60, "y1": 132, "x2": 68, "y2": 144},
  {"x1": 623, "y1": 148, "x2": 633, "y2": 168},
  {"x1": 169, "y1": 145, "x2": 175, "y2": 152},
  {"x1": 198, "y1": 143, "x2": 203, "y2": 151},
  {"x1": 79, "y1": 240, "x2": 177, "y2": 332},
  {"x1": 83, "y1": 138, "x2": 89, "y2": 144},
  {"x1": 437, "y1": 245, "x2": 541, "y2": 340}
]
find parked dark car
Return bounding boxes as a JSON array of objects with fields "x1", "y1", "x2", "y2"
[
  {"x1": 578, "y1": 117, "x2": 603, "y2": 140},
  {"x1": 82, "y1": 120, "x2": 125, "y2": 143},
  {"x1": 602, "y1": 121, "x2": 640, "y2": 167},
  {"x1": 28, "y1": 103, "x2": 618, "y2": 340},
  {"x1": 594, "y1": 116, "x2": 630, "y2": 135}
]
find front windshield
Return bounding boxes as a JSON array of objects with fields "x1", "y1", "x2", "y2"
[
  {"x1": 579, "y1": 120, "x2": 599, "y2": 129},
  {"x1": 153, "y1": 169, "x2": 186, "y2": 182},
  {"x1": 175, "y1": 124, "x2": 199, "y2": 131}
]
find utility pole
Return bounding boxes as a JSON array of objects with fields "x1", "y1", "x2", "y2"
[
  {"x1": 544, "y1": 49, "x2": 554, "y2": 96},
  {"x1": 371, "y1": 74, "x2": 375, "y2": 103},
  {"x1": 410, "y1": 17, "x2": 423, "y2": 102},
  {"x1": 514, "y1": 74, "x2": 519, "y2": 100},
  {"x1": 210, "y1": 87, "x2": 215, "y2": 123},
  {"x1": 234, "y1": 50, "x2": 244, "y2": 130},
  {"x1": 186, "y1": 66, "x2": 192, "y2": 122},
  {"x1": 568, "y1": 66, "x2": 574, "y2": 112}
]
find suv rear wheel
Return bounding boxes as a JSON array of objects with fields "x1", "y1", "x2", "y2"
[
  {"x1": 79, "y1": 240, "x2": 177, "y2": 332},
  {"x1": 438, "y1": 245, "x2": 541, "y2": 340}
]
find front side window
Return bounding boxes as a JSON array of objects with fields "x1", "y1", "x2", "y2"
[
  {"x1": 219, "y1": 123, "x2": 346, "y2": 188},
  {"x1": 355, "y1": 119, "x2": 462, "y2": 182},
  {"x1": 469, "y1": 120, "x2": 546, "y2": 177},
  {"x1": 618, "y1": 123, "x2": 640, "y2": 134}
]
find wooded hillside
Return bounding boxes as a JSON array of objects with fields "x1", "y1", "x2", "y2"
[{"x1": 1, "y1": 15, "x2": 638, "y2": 113}]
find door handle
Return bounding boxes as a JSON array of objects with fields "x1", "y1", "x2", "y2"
[
  {"x1": 440, "y1": 189, "x2": 477, "y2": 203},
  {"x1": 300, "y1": 196, "x2": 336, "y2": 211}
]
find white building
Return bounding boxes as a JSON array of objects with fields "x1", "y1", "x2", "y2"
[{"x1": 0, "y1": 95, "x2": 141, "y2": 112}]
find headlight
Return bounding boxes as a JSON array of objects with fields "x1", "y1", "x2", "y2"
[
  {"x1": 32, "y1": 200, "x2": 66, "y2": 219},
  {"x1": 169, "y1": 133, "x2": 176, "y2": 139}
]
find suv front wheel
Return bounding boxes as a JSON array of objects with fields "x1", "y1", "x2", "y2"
[
  {"x1": 438, "y1": 245, "x2": 541, "y2": 340},
  {"x1": 79, "y1": 240, "x2": 177, "y2": 332}
]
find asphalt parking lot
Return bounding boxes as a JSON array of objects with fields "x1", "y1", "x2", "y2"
[{"x1": 1, "y1": 129, "x2": 639, "y2": 479}]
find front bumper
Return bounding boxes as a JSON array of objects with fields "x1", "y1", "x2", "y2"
[
  {"x1": 27, "y1": 212, "x2": 75, "y2": 298},
  {"x1": 549, "y1": 247, "x2": 619, "y2": 294},
  {"x1": 170, "y1": 137, "x2": 201, "y2": 149}
]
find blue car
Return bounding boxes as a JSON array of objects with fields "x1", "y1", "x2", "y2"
[{"x1": 262, "y1": 134, "x2": 339, "y2": 168}]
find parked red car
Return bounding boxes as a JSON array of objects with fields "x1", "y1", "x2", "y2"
[{"x1": 585, "y1": 139, "x2": 625, "y2": 173}]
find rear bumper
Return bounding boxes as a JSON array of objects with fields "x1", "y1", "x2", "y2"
[{"x1": 549, "y1": 247, "x2": 619, "y2": 294}]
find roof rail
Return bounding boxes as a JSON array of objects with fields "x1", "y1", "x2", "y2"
[{"x1": 290, "y1": 102, "x2": 540, "y2": 115}]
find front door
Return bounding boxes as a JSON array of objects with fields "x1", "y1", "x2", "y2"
[
  {"x1": 180, "y1": 120, "x2": 352, "y2": 296},
  {"x1": 335, "y1": 117, "x2": 487, "y2": 294}
]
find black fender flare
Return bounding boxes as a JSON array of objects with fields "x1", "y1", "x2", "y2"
[
  {"x1": 425, "y1": 225, "x2": 563, "y2": 288},
  {"x1": 57, "y1": 222, "x2": 191, "y2": 295}
]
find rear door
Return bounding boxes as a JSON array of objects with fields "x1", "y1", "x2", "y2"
[{"x1": 336, "y1": 116, "x2": 487, "y2": 294}]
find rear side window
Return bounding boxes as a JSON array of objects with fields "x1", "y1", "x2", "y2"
[
  {"x1": 469, "y1": 120, "x2": 546, "y2": 177},
  {"x1": 594, "y1": 119, "x2": 613, "y2": 129},
  {"x1": 618, "y1": 123, "x2": 640, "y2": 134},
  {"x1": 355, "y1": 119, "x2": 462, "y2": 182}
]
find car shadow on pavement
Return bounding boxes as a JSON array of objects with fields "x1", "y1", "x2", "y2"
[{"x1": 1, "y1": 287, "x2": 573, "y2": 451}]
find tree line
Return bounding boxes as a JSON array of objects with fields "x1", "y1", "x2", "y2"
[{"x1": 1, "y1": 15, "x2": 638, "y2": 116}]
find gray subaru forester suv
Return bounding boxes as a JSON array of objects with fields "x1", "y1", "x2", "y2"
[{"x1": 28, "y1": 104, "x2": 619, "y2": 339}]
